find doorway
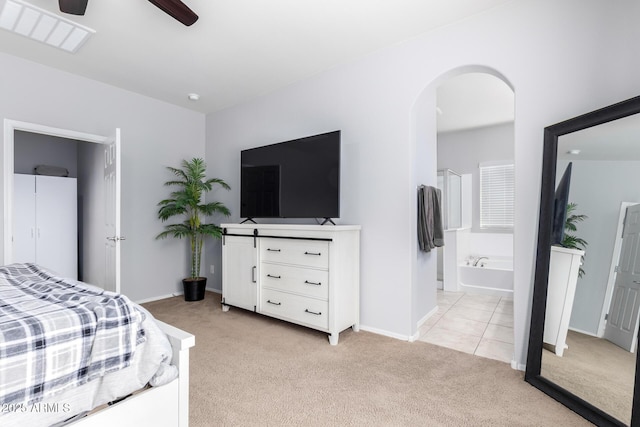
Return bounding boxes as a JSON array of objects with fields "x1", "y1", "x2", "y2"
[
  {"x1": 3, "y1": 120, "x2": 121, "y2": 292},
  {"x1": 418, "y1": 72, "x2": 516, "y2": 364}
]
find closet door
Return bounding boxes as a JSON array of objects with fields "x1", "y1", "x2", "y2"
[
  {"x1": 13, "y1": 174, "x2": 36, "y2": 263},
  {"x1": 36, "y1": 175, "x2": 78, "y2": 279}
]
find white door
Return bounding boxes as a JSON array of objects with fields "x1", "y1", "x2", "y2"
[
  {"x1": 104, "y1": 129, "x2": 121, "y2": 293},
  {"x1": 13, "y1": 174, "x2": 77, "y2": 279},
  {"x1": 13, "y1": 174, "x2": 36, "y2": 263},
  {"x1": 36, "y1": 175, "x2": 77, "y2": 279},
  {"x1": 604, "y1": 203, "x2": 640, "y2": 351},
  {"x1": 222, "y1": 235, "x2": 258, "y2": 311}
]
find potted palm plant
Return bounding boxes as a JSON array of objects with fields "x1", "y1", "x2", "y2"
[{"x1": 156, "y1": 158, "x2": 230, "y2": 301}]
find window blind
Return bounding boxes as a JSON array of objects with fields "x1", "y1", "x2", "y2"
[{"x1": 480, "y1": 162, "x2": 514, "y2": 229}]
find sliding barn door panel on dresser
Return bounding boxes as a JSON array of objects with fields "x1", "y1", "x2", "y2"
[
  {"x1": 221, "y1": 233, "x2": 257, "y2": 312},
  {"x1": 222, "y1": 224, "x2": 360, "y2": 345}
]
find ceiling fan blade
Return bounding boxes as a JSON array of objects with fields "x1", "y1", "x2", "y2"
[
  {"x1": 148, "y1": 0, "x2": 199, "y2": 26},
  {"x1": 58, "y1": 0, "x2": 88, "y2": 15}
]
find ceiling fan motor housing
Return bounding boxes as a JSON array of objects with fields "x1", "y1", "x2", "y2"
[{"x1": 58, "y1": 0, "x2": 88, "y2": 15}]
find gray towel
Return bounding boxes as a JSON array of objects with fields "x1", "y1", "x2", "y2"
[{"x1": 418, "y1": 185, "x2": 445, "y2": 252}]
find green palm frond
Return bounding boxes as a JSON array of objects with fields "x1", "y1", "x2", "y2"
[
  {"x1": 156, "y1": 158, "x2": 231, "y2": 279},
  {"x1": 561, "y1": 202, "x2": 588, "y2": 277}
]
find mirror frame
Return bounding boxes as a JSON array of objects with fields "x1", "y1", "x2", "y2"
[{"x1": 526, "y1": 95, "x2": 640, "y2": 427}]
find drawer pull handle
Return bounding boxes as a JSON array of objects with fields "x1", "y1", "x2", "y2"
[
  {"x1": 267, "y1": 248, "x2": 281, "y2": 252},
  {"x1": 304, "y1": 280, "x2": 322, "y2": 286},
  {"x1": 305, "y1": 309, "x2": 322, "y2": 316},
  {"x1": 267, "y1": 300, "x2": 281, "y2": 306},
  {"x1": 267, "y1": 274, "x2": 281, "y2": 279},
  {"x1": 304, "y1": 251, "x2": 322, "y2": 256}
]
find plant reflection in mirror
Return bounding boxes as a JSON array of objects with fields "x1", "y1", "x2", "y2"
[{"x1": 562, "y1": 202, "x2": 588, "y2": 277}]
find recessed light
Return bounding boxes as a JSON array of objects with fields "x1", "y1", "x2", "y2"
[
  {"x1": 187, "y1": 93, "x2": 200, "y2": 101},
  {"x1": 567, "y1": 149, "x2": 581, "y2": 155}
]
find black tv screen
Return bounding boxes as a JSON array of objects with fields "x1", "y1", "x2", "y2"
[
  {"x1": 240, "y1": 131, "x2": 340, "y2": 220},
  {"x1": 551, "y1": 162, "x2": 572, "y2": 246}
]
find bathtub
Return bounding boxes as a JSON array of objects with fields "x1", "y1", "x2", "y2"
[{"x1": 458, "y1": 257, "x2": 513, "y2": 298}]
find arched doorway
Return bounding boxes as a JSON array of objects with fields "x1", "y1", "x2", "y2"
[{"x1": 413, "y1": 67, "x2": 516, "y2": 364}]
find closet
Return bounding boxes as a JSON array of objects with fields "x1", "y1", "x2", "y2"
[{"x1": 13, "y1": 174, "x2": 78, "y2": 279}]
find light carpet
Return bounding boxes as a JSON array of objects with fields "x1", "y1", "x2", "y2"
[
  {"x1": 143, "y1": 292, "x2": 591, "y2": 426},
  {"x1": 542, "y1": 329, "x2": 634, "y2": 425}
]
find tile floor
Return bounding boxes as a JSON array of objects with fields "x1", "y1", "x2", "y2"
[{"x1": 418, "y1": 290, "x2": 514, "y2": 364}]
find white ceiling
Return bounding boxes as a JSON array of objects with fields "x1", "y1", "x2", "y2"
[
  {"x1": 558, "y1": 112, "x2": 640, "y2": 161},
  {"x1": 436, "y1": 72, "x2": 514, "y2": 133},
  {"x1": 0, "y1": 0, "x2": 513, "y2": 117}
]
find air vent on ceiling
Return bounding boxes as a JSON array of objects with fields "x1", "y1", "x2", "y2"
[{"x1": 0, "y1": 0, "x2": 95, "y2": 53}]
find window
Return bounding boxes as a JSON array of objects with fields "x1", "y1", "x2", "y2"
[{"x1": 480, "y1": 162, "x2": 514, "y2": 229}]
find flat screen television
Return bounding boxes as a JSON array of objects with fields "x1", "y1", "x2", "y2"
[
  {"x1": 240, "y1": 130, "x2": 340, "y2": 221},
  {"x1": 551, "y1": 162, "x2": 572, "y2": 246}
]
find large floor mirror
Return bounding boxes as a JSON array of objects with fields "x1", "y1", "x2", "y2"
[{"x1": 526, "y1": 95, "x2": 640, "y2": 426}]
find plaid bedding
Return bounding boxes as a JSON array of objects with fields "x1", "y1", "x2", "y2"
[{"x1": 0, "y1": 263, "x2": 146, "y2": 406}]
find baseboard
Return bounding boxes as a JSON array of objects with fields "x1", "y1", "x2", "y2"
[
  {"x1": 135, "y1": 293, "x2": 182, "y2": 304},
  {"x1": 511, "y1": 360, "x2": 526, "y2": 371},
  {"x1": 568, "y1": 326, "x2": 598, "y2": 338},
  {"x1": 136, "y1": 288, "x2": 220, "y2": 305},
  {"x1": 417, "y1": 305, "x2": 439, "y2": 328},
  {"x1": 359, "y1": 325, "x2": 412, "y2": 342},
  {"x1": 409, "y1": 305, "x2": 440, "y2": 342},
  {"x1": 361, "y1": 305, "x2": 440, "y2": 343}
]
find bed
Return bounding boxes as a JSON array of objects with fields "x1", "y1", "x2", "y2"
[{"x1": 0, "y1": 263, "x2": 194, "y2": 427}]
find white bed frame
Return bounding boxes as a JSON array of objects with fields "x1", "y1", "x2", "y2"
[{"x1": 68, "y1": 321, "x2": 195, "y2": 427}]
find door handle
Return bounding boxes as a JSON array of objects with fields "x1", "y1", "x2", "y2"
[
  {"x1": 252, "y1": 266, "x2": 256, "y2": 283},
  {"x1": 106, "y1": 236, "x2": 126, "y2": 242}
]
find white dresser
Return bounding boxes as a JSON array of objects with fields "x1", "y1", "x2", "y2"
[
  {"x1": 543, "y1": 245, "x2": 584, "y2": 357},
  {"x1": 221, "y1": 224, "x2": 360, "y2": 345}
]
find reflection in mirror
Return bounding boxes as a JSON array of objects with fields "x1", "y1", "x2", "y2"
[
  {"x1": 541, "y1": 113, "x2": 640, "y2": 425},
  {"x1": 526, "y1": 96, "x2": 640, "y2": 427}
]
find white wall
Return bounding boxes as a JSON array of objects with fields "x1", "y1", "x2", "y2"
[
  {"x1": 0, "y1": 53, "x2": 206, "y2": 302},
  {"x1": 205, "y1": 0, "x2": 640, "y2": 368},
  {"x1": 438, "y1": 122, "x2": 514, "y2": 233},
  {"x1": 466, "y1": 233, "x2": 513, "y2": 259},
  {"x1": 14, "y1": 131, "x2": 78, "y2": 177}
]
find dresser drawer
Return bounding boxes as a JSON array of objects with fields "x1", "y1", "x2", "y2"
[
  {"x1": 261, "y1": 263, "x2": 329, "y2": 300},
  {"x1": 260, "y1": 238, "x2": 329, "y2": 269},
  {"x1": 261, "y1": 288, "x2": 329, "y2": 330}
]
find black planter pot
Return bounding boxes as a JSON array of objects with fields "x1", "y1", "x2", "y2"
[{"x1": 182, "y1": 277, "x2": 207, "y2": 301}]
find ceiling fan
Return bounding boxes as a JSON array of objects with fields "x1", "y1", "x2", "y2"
[{"x1": 58, "y1": 0, "x2": 199, "y2": 26}]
